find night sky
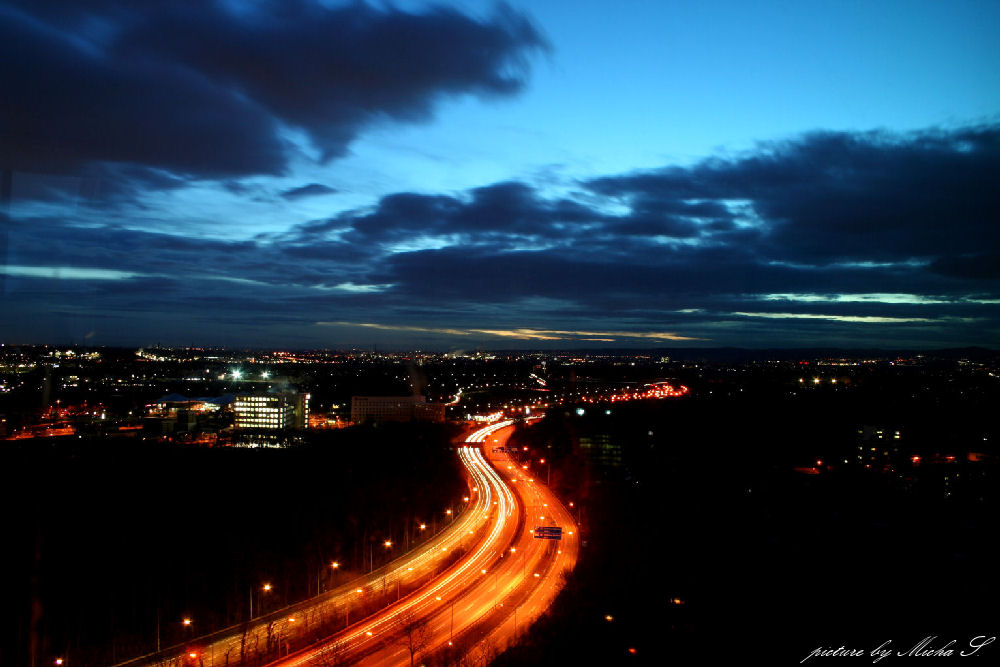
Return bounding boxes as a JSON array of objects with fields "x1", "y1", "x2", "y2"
[{"x1": 2, "y1": 0, "x2": 999, "y2": 349}]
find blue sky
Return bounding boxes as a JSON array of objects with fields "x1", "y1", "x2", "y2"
[{"x1": 2, "y1": 0, "x2": 999, "y2": 349}]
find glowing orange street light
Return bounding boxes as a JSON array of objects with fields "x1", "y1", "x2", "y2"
[
  {"x1": 384, "y1": 540, "x2": 392, "y2": 548},
  {"x1": 188, "y1": 653, "x2": 198, "y2": 659},
  {"x1": 419, "y1": 523, "x2": 426, "y2": 530},
  {"x1": 445, "y1": 509, "x2": 452, "y2": 515},
  {"x1": 182, "y1": 618, "x2": 192, "y2": 626},
  {"x1": 55, "y1": 660, "x2": 64, "y2": 666},
  {"x1": 263, "y1": 583, "x2": 272, "y2": 592}
]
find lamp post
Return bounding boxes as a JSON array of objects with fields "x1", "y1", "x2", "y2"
[
  {"x1": 347, "y1": 588, "x2": 363, "y2": 628},
  {"x1": 330, "y1": 561, "x2": 340, "y2": 592},
  {"x1": 319, "y1": 561, "x2": 340, "y2": 594},
  {"x1": 251, "y1": 583, "x2": 272, "y2": 620},
  {"x1": 277, "y1": 617, "x2": 296, "y2": 657}
]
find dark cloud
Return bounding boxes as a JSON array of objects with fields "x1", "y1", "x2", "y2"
[
  {"x1": 0, "y1": 9, "x2": 283, "y2": 178},
  {"x1": 4, "y1": 123, "x2": 999, "y2": 347},
  {"x1": 293, "y1": 181, "x2": 608, "y2": 246},
  {"x1": 1, "y1": 0, "x2": 546, "y2": 179},
  {"x1": 928, "y1": 252, "x2": 1000, "y2": 280},
  {"x1": 280, "y1": 183, "x2": 337, "y2": 200},
  {"x1": 371, "y1": 245, "x2": 950, "y2": 312},
  {"x1": 588, "y1": 125, "x2": 1000, "y2": 268}
]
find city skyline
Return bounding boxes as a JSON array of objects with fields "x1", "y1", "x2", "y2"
[{"x1": 2, "y1": 0, "x2": 999, "y2": 349}]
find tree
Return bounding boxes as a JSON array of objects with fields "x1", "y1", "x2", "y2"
[
  {"x1": 394, "y1": 609, "x2": 432, "y2": 667},
  {"x1": 313, "y1": 640, "x2": 348, "y2": 667}
]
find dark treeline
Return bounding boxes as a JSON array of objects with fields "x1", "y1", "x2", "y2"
[
  {"x1": 4, "y1": 422, "x2": 465, "y2": 667},
  {"x1": 496, "y1": 370, "x2": 999, "y2": 665}
]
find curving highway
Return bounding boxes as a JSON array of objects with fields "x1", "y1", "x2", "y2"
[
  {"x1": 272, "y1": 421, "x2": 578, "y2": 666},
  {"x1": 122, "y1": 421, "x2": 577, "y2": 667}
]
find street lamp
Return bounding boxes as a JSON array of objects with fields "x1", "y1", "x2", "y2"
[
  {"x1": 251, "y1": 583, "x2": 272, "y2": 619},
  {"x1": 319, "y1": 561, "x2": 340, "y2": 594},
  {"x1": 347, "y1": 588, "x2": 363, "y2": 627},
  {"x1": 277, "y1": 617, "x2": 296, "y2": 657}
]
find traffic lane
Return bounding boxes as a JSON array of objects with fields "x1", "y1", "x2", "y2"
[
  {"x1": 189, "y1": 443, "x2": 499, "y2": 667},
  {"x1": 278, "y1": 425, "x2": 571, "y2": 667},
  {"x1": 370, "y1": 445, "x2": 577, "y2": 662},
  {"x1": 275, "y1": 444, "x2": 518, "y2": 666},
  {"x1": 477, "y1": 448, "x2": 579, "y2": 652}
]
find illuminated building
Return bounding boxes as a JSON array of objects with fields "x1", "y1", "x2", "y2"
[
  {"x1": 856, "y1": 425, "x2": 903, "y2": 467},
  {"x1": 350, "y1": 395, "x2": 445, "y2": 423},
  {"x1": 234, "y1": 391, "x2": 309, "y2": 439}
]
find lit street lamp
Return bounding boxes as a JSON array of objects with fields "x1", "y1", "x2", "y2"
[
  {"x1": 250, "y1": 583, "x2": 272, "y2": 619},
  {"x1": 346, "y1": 588, "x2": 363, "y2": 627},
  {"x1": 318, "y1": 560, "x2": 340, "y2": 595},
  {"x1": 277, "y1": 617, "x2": 296, "y2": 657},
  {"x1": 538, "y1": 458, "x2": 551, "y2": 485}
]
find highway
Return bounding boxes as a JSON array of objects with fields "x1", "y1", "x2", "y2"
[
  {"x1": 115, "y1": 440, "x2": 495, "y2": 667},
  {"x1": 270, "y1": 421, "x2": 579, "y2": 666},
  {"x1": 122, "y1": 420, "x2": 576, "y2": 667}
]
